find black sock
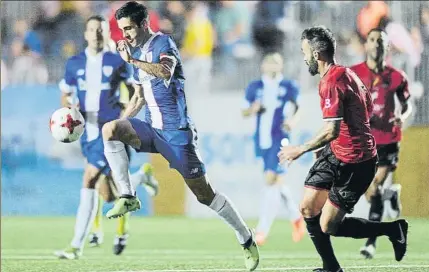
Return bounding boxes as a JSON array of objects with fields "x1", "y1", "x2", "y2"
[
  {"x1": 334, "y1": 217, "x2": 395, "y2": 239},
  {"x1": 366, "y1": 191, "x2": 384, "y2": 247},
  {"x1": 304, "y1": 214, "x2": 340, "y2": 271}
]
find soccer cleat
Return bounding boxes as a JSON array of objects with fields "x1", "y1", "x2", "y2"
[
  {"x1": 106, "y1": 197, "x2": 141, "y2": 219},
  {"x1": 389, "y1": 219, "x2": 408, "y2": 261},
  {"x1": 254, "y1": 232, "x2": 266, "y2": 246},
  {"x1": 54, "y1": 247, "x2": 82, "y2": 259},
  {"x1": 389, "y1": 184, "x2": 402, "y2": 218},
  {"x1": 360, "y1": 244, "x2": 376, "y2": 259},
  {"x1": 113, "y1": 234, "x2": 129, "y2": 255},
  {"x1": 292, "y1": 216, "x2": 306, "y2": 243},
  {"x1": 242, "y1": 231, "x2": 260, "y2": 271},
  {"x1": 141, "y1": 163, "x2": 159, "y2": 197},
  {"x1": 88, "y1": 232, "x2": 103, "y2": 247}
]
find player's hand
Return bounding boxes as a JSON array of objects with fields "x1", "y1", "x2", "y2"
[
  {"x1": 278, "y1": 145, "x2": 305, "y2": 165},
  {"x1": 282, "y1": 119, "x2": 293, "y2": 132},
  {"x1": 391, "y1": 117, "x2": 403, "y2": 128},
  {"x1": 117, "y1": 40, "x2": 131, "y2": 63},
  {"x1": 250, "y1": 102, "x2": 265, "y2": 115}
]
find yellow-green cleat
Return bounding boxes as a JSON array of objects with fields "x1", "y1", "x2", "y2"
[
  {"x1": 141, "y1": 163, "x2": 159, "y2": 197},
  {"x1": 243, "y1": 231, "x2": 260, "y2": 271},
  {"x1": 106, "y1": 197, "x2": 141, "y2": 219},
  {"x1": 54, "y1": 246, "x2": 82, "y2": 260}
]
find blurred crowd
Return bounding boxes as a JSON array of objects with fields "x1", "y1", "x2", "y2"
[{"x1": 1, "y1": 0, "x2": 428, "y2": 104}]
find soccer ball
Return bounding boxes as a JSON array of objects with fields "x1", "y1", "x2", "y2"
[{"x1": 49, "y1": 107, "x2": 85, "y2": 143}]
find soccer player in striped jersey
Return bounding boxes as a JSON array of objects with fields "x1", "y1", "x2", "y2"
[{"x1": 54, "y1": 15, "x2": 159, "y2": 259}]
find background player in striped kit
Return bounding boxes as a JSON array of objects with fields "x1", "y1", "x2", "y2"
[
  {"x1": 242, "y1": 52, "x2": 305, "y2": 246},
  {"x1": 54, "y1": 15, "x2": 159, "y2": 259}
]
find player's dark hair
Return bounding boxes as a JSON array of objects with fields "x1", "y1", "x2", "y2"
[
  {"x1": 86, "y1": 15, "x2": 105, "y2": 27},
  {"x1": 115, "y1": 1, "x2": 148, "y2": 27},
  {"x1": 367, "y1": 27, "x2": 387, "y2": 37},
  {"x1": 301, "y1": 25, "x2": 336, "y2": 57}
]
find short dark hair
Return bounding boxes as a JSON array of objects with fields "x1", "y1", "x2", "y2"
[
  {"x1": 301, "y1": 26, "x2": 336, "y2": 57},
  {"x1": 86, "y1": 15, "x2": 105, "y2": 27},
  {"x1": 367, "y1": 27, "x2": 387, "y2": 37},
  {"x1": 115, "y1": 1, "x2": 148, "y2": 27}
]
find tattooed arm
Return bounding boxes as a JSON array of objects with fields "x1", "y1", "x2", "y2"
[{"x1": 301, "y1": 119, "x2": 341, "y2": 152}]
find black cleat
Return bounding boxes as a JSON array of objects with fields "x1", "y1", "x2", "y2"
[
  {"x1": 389, "y1": 219, "x2": 408, "y2": 261},
  {"x1": 113, "y1": 234, "x2": 128, "y2": 255}
]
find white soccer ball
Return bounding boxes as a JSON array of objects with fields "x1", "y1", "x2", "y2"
[{"x1": 49, "y1": 107, "x2": 85, "y2": 143}]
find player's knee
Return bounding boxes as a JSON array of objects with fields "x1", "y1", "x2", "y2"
[
  {"x1": 299, "y1": 202, "x2": 320, "y2": 218},
  {"x1": 102, "y1": 121, "x2": 120, "y2": 141},
  {"x1": 83, "y1": 174, "x2": 98, "y2": 189},
  {"x1": 320, "y1": 220, "x2": 338, "y2": 235},
  {"x1": 265, "y1": 172, "x2": 278, "y2": 185}
]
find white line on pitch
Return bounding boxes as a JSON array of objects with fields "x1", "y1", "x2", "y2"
[{"x1": 108, "y1": 265, "x2": 429, "y2": 272}]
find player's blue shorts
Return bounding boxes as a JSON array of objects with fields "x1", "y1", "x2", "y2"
[
  {"x1": 80, "y1": 127, "x2": 111, "y2": 176},
  {"x1": 260, "y1": 140, "x2": 285, "y2": 174},
  {"x1": 128, "y1": 118, "x2": 206, "y2": 179}
]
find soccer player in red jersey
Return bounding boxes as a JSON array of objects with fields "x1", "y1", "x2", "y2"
[
  {"x1": 350, "y1": 28, "x2": 412, "y2": 260},
  {"x1": 278, "y1": 26, "x2": 408, "y2": 272}
]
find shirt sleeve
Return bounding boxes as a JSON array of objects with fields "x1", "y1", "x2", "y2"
[
  {"x1": 395, "y1": 72, "x2": 411, "y2": 103},
  {"x1": 287, "y1": 80, "x2": 300, "y2": 105},
  {"x1": 59, "y1": 59, "x2": 76, "y2": 93},
  {"x1": 245, "y1": 81, "x2": 258, "y2": 105},
  {"x1": 158, "y1": 35, "x2": 179, "y2": 75},
  {"x1": 320, "y1": 80, "x2": 344, "y2": 121}
]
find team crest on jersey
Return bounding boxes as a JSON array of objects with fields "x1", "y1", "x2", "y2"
[
  {"x1": 145, "y1": 52, "x2": 153, "y2": 63},
  {"x1": 102, "y1": 66, "x2": 113, "y2": 77},
  {"x1": 77, "y1": 69, "x2": 85, "y2": 76}
]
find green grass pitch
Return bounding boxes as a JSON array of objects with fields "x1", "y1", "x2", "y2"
[{"x1": 2, "y1": 217, "x2": 429, "y2": 272}]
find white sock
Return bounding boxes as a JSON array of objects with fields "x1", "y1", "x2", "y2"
[
  {"x1": 209, "y1": 193, "x2": 251, "y2": 245},
  {"x1": 71, "y1": 188, "x2": 98, "y2": 249},
  {"x1": 256, "y1": 183, "x2": 281, "y2": 235},
  {"x1": 280, "y1": 185, "x2": 301, "y2": 221},
  {"x1": 130, "y1": 168, "x2": 147, "y2": 190},
  {"x1": 104, "y1": 140, "x2": 134, "y2": 196}
]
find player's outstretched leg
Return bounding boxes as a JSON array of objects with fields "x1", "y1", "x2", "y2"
[
  {"x1": 280, "y1": 183, "x2": 305, "y2": 243},
  {"x1": 301, "y1": 188, "x2": 342, "y2": 272},
  {"x1": 255, "y1": 172, "x2": 282, "y2": 246},
  {"x1": 360, "y1": 166, "x2": 390, "y2": 259},
  {"x1": 184, "y1": 176, "x2": 259, "y2": 271},
  {"x1": 102, "y1": 120, "x2": 142, "y2": 218},
  {"x1": 130, "y1": 163, "x2": 159, "y2": 197},
  {"x1": 54, "y1": 165, "x2": 102, "y2": 259}
]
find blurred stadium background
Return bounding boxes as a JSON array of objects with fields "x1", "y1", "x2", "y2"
[{"x1": 1, "y1": 1, "x2": 429, "y2": 272}]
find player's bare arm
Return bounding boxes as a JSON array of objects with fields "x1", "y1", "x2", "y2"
[
  {"x1": 130, "y1": 58, "x2": 174, "y2": 80},
  {"x1": 117, "y1": 40, "x2": 175, "y2": 80},
  {"x1": 278, "y1": 119, "x2": 341, "y2": 164},
  {"x1": 242, "y1": 102, "x2": 264, "y2": 118},
  {"x1": 121, "y1": 84, "x2": 145, "y2": 118}
]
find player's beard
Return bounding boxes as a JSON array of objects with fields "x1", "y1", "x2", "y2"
[{"x1": 307, "y1": 55, "x2": 319, "y2": 76}]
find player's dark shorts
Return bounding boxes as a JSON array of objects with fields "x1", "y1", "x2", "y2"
[
  {"x1": 304, "y1": 145, "x2": 378, "y2": 214},
  {"x1": 128, "y1": 118, "x2": 206, "y2": 179},
  {"x1": 377, "y1": 142, "x2": 399, "y2": 170}
]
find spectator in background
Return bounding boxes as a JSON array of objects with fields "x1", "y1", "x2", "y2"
[
  {"x1": 9, "y1": 40, "x2": 48, "y2": 85},
  {"x1": 159, "y1": 1, "x2": 187, "y2": 48},
  {"x1": 108, "y1": 0, "x2": 159, "y2": 43},
  {"x1": 13, "y1": 20, "x2": 42, "y2": 55},
  {"x1": 214, "y1": 1, "x2": 250, "y2": 73},
  {"x1": 252, "y1": 1, "x2": 286, "y2": 55},
  {"x1": 181, "y1": 1, "x2": 214, "y2": 94},
  {"x1": 1, "y1": 59, "x2": 8, "y2": 90}
]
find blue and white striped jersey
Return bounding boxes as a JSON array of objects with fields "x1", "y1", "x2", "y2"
[
  {"x1": 245, "y1": 75, "x2": 300, "y2": 153},
  {"x1": 131, "y1": 32, "x2": 190, "y2": 130}
]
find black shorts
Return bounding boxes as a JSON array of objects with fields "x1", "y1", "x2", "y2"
[
  {"x1": 304, "y1": 146, "x2": 378, "y2": 213},
  {"x1": 377, "y1": 142, "x2": 399, "y2": 170}
]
